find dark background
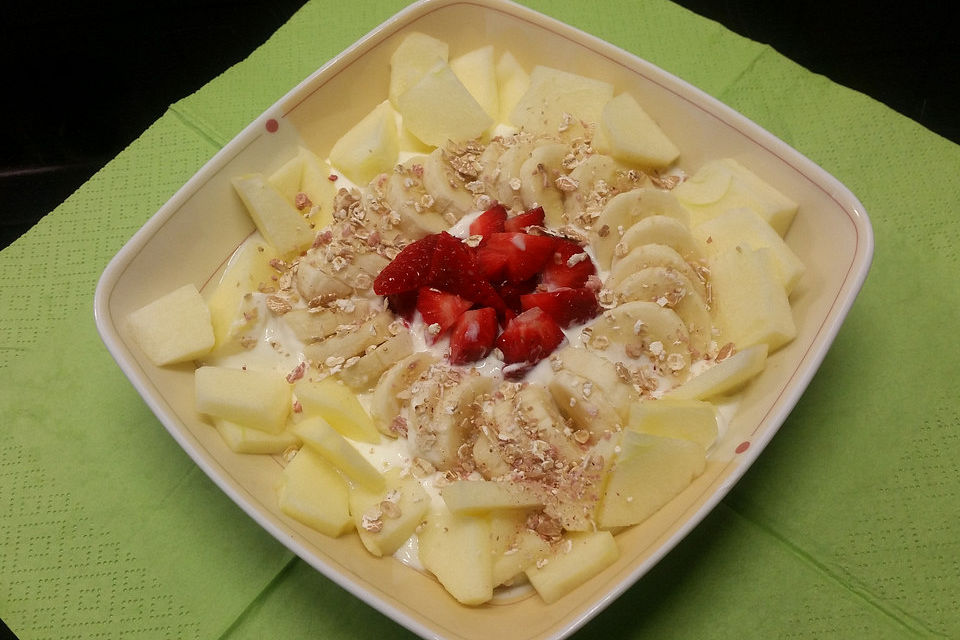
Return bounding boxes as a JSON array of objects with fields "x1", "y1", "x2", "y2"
[{"x1": 0, "y1": 1, "x2": 957, "y2": 637}]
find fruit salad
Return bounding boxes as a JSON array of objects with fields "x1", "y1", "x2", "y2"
[{"x1": 125, "y1": 32, "x2": 805, "y2": 606}]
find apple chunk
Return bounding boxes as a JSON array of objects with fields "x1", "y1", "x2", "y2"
[
  {"x1": 293, "y1": 416, "x2": 384, "y2": 491},
  {"x1": 293, "y1": 377, "x2": 380, "y2": 444},
  {"x1": 388, "y1": 31, "x2": 449, "y2": 107},
  {"x1": 596, "y1": 92, "x2": 679, "y2": 168},
  {"x1": 596, "y1": 431, "x2": 705, "y2": 529},
  {"x1": 279, "y1": 447, "x2": 353, "y2": 538},
  {"x1": 231, "y1": 173, "x2": 315, "y2": 258},
  {"x1": 396, "y1": 61, "x2": 493, "y2": 147},
  {"x1": 349, "y1": 469, "x2": 430, "y2": 557},
  {"x1": 525, "y1": 531, "x2": 619, "y2": 604},
  {"x1": 419, "y1": 509, "x2": 493, "y2": 606},
  {"x1": 328, "y1": 100, "x2": 399, "y2": 186},
  {"x1": 195, "y1": 366, "x2": 291, "y2": 434},
  {"x1": 509, "y1": 65, "x2": 613, "y2": 136},
  {"x1": 126, "y1": 284, "x2": 214, "y2": 366}
]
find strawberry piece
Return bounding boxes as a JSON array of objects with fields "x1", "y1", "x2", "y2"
[
  {"x1": 449, "y1": 307, "x2": 498, "y2": 364},
  {"x1": 540, "y1": 238, "x2": 597, "y2": 289},
  {"x1": 386, "y1": 290, "x2": 418, "y2": 320},
  {"x1": 416, "y1": 287, "x2": 472, "y2": 339},
  {"x1": 428, "y1": 232, "x2": 507, "y2": 314},
  {"x1": 496, "y1": 278, "x2": 539, "y2": 314},
  {"x1": 469, "y1": 204, "x2": 507, "y2": 239},
  {"x1": 475, "y1": 232, "x2": 557, "y2": 284},
  {"x1": 520, "y1": 287, "x2": 600, "y2": 328},
  {"x1": 503, "y1": 206, "x2": 545, "y2": 232},
  {"x1": 495, "y1": 307, "x2": 565, "y2": 372},
  {"x1": 373, "y1": 234, "x2": 439, "y2": 295}
]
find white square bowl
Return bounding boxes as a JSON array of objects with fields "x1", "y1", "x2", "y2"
[{"x1": 94, "y1": 1, "x2": 874, "y2": 638}]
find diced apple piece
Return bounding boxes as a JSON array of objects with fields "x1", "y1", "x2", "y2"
[
  {"x1": 441, "y1": 480, "x2": 544, "y2": 514},
  {"x1": 525, "y1": 531, "x2": 619, "y2": 604},
  {"x1": 293, "y1": 416, "x2": 384, "y2": 491},
  {"x1": 495, "y1": 51, "x2": 529, "y2": 124},
  {"x1": 709, "y1": 245, "x2": 797, "y2": 351},
  {"x1": 665, "y1": 343, "x2": 768, "y2": 400},
  {"x1": 596, "y1": 431, "x2": 705, "y2": 529},
  {"x1": 673, "y1": 158, "x2": 799, "y2": 235},
  {"x1": 126, "y1": 284, "x2": 214, "y2": 366},
  {"x1": 231, "y1": 173, "x2": 315, "y2": 258},
  {"x1": 206, "y1": 239, "x2": 279, "y2": 353},
  {"x1": 297, "y1": 146, "x2": 336, "y2": 230},
  {"x1": 628, "y1": 398, "x2": 718, "y2": 450},
  {"x1": 510, "y1": 65, "x2": 613, "y2": 136},
  {"x1": 293, "y1": 377, "x2": 380, "y2": 444},
  {"x1": 268, "y1": 153, "x2": 303, "y2": 204},
  {"x1": 397, "y1": 61, "x2": 494, "y2": 147},
  {"x1": 279, "y1": 447, "x2": 353, "y2": 537},
  {"x1": 450, "y1": 45, "x2": 499, "y2": 121},
  {"x1": 195, "y1": 366, "x2": 291, "y2": 434},
  {"x1": 418, "y1": 509, "x2": 493, "y2": 606},
  {"x1": 389, "y1": 32, "x2": 449, "y2": 107},
  {"x1": 328, "y1": 100, "x2": 399, "y2": 186},
  {"x1": 337, "y1": 328, "x2": 414, "y2": 391},
  {"x1": 595, "y1": 92, "x2": 679, "y2": 167},
  {"x1": 213, "y1": 418, "x2": 299, "y2": 455},
  {"x1": 694, "y1": 207, "x2": 805, "y2": 294},
  {"x1": 349, "y1": 469, "x2": 430, "y2": 557},
  {"x1": 489, "y1": 510, "x2": 551, "y2": 587}
]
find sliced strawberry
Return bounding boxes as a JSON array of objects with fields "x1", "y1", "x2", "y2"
[
  {"x1": 373, "y1": 233, "x2": 439, "y2": 295},
  {"x1": 520, "y1": 287, "x2": 600, "y2": 328},
  {"x1": 449, "y1": 307, "x2": 498, "y2": 364},
  {"x1": 495, "y1": 307, "x2": 565, "y2": 372},
  {"x1": 427, "y1": 232, "x2": 507, "y2": 314},
  {"x1": 475, "y1": 232, "x2": 557, "y2": 284},
  {"x1": 496, "y1": 277, "x2": 539, "y2": 314},
  {"x1": 416, "y1": 287, "x2": 472, "y2": 339},
  {"x1": 386, "y1": 290, "x2": 418, "y2": 320},
  {"x1": 541, "y1": 238, "x2": 597, "y2": 289},
  {"x1": 503, "y1": 206, "x2": 545, "y2": 232},
  {"x1": 469, "y1": 204, "x2": 507, "y2": 239}
]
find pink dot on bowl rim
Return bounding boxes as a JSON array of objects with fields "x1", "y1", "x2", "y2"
[
  {"x1": 265, "y1": 118, "x2": 279, "y2": 133},
  {"x1": 735, "y1": 441, "x2": 750, "y2": 454}
]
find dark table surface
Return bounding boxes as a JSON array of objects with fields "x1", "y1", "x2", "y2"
[{"x1": 1, "y1": 1, "x2": 958, "y2": 638}]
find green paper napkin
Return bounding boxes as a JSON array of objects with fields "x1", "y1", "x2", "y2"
[{"x1": 3, "y1": 0, "x2": 959, "y2": 638}]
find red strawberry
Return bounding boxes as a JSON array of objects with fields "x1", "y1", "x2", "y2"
[
  {"x1": 386, "y1": 290, "x2": 418, "y2": 320},
  {"x1": 469, "y1": 204, "x2": 507, "y2": 239},
  {"x1": 496, "y1": 277, "x2": 539, "y2": 314},
  {"x1": 541, "y1": 238, "x2": 597, "y2": 289},
  {"x1": 519, "y1": 287, "x2": 600, "y2": 328},
  {"x1": 475, "y1": 232, "x2": 557, "y2": 284},
  {"x1": 416, "y1": 288, "x2": 472, "y2": 339},
  {"x1": 427, "y1": 232, "x2": 507, "y2": 314},
  {"x1": 495, "y1": 307, "x2": 565, "y2": 373},
  {"x1": 373, "y1": 234, "x2": 439, "y2": 295},
  {"x1": 503, "y1": 206, "x2": 545, "y2": 232},
  {"x1": 449, "y1": 307, "x2": 498, "y2": 364}
]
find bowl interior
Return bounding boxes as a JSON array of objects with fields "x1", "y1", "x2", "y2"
[{"x1": 95, "y1": 1, "x2": 872, "y2": 638}]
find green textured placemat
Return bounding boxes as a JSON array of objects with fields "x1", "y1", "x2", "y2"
[{"x1": 2, "y1": 0, "x2": 959, "y2": 638}]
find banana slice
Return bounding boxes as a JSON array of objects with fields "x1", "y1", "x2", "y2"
[
  {"x1": 422, "y1": 147, "x2": 476, "y2": 220},
  {"x1": 515, "y1": 383, "x2": 584, "y2": 463},
  {"x1": 369, "y1": 352, "x2": 439, "y2": 437},
  {"x1": 408, "y1": 372, "x2": 494, "y2": 470},
  {"x1": 562, "y1": 153, "x2": 625, "y2": 226},
  {"x1": 282, "y1": 300, "x2": 372, "y2": 344},
  {"x1": 303, "y1": 309, "x2": 394, "y2": 365},
  {"x1": 548, "y1": 370, "x2": 622, "y2": 437},
  {"x1": 552, "y1": 346, "x2": 638, "y2": 421},
  {"x1": 612, "y1": 215, "x2": 704, "y2": 266},
  {"x1": 295, "y1": 245, "x2": 389, "y2": 302},
  {"x1": 592, "y1": 188, "x2": 690, "y2": 268},
  {"x1": 338, "y1": 327, "x2": 414, "y2": 391},
  {"x1": 519, "y1": 141, "x2": 569, "y2": 226},
  {"x1": 614, "y1": 266, "x2": 712, "y2": 355},
  {"x1": 605, "y1": 243, "x2": 707, "y2": 300},
  {"x1": 383, "y1": 156, "x2": 448, "y2": 238},
  {"x1": 492, "y1": 134, "x2": 538, "y2": 209},
  {"x1": 587, "y1": 300, "x2": 692, "y2": 376}
]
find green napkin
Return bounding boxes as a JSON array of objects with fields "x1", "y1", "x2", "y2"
[{"x1": 3, "y1": 0, "x2": 959, "y2": 638}]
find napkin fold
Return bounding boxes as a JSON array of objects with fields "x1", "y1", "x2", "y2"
[{"x1": 3, "y1": 0, "x2": 959, "y2": 638}]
